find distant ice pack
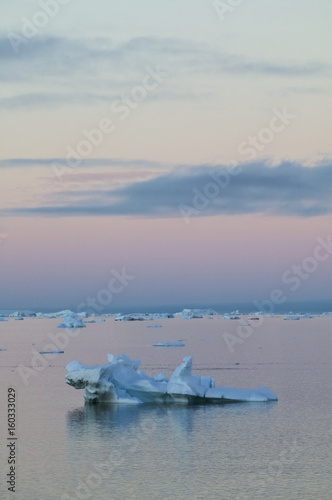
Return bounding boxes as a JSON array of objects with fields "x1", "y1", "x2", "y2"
[{"x1": 65, "y1": 354, "x2": 278, "y2": 405}]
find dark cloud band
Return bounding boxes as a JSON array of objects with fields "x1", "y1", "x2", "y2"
[{"x1": 2, "y1": 160, "x2": 332, "y2": 218}]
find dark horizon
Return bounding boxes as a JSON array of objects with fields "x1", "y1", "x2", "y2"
[{"x1": 1, "y1": 298, "x2": 331, "y2": 316}]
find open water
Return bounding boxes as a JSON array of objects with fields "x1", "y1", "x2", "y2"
[{"x1": 0, "y1": 315, "x2": 331, "y2": 499}]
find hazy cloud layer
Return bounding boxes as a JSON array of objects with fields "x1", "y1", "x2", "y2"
[
  {"x1": 0, "y1": 157, "x2": 168, "y2": 169},
  {"x1": 1, "y1": 35, "x2": 330, "y2": 108},
  {"x1": 4, "y1": 160, "x2": 332, "y2": 218}
]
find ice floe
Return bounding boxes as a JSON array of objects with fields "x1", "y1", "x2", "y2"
[
  {"x1": 65, "y1": 354, "x2": 278, "y2": 405},
  {"x1": 153, "y1": 341, "x2": 185, "y2": 347},
  {"x1": 39, "y1": 349, "x2": 64, "y2": 354}
]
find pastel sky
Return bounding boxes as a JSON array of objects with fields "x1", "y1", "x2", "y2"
[{"x1": 1, "y1": 0, "x2": 332, "y2": 312}]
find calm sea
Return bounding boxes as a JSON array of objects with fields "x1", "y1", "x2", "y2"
[{"x1": 0, "y1": 316, "x2": 331, "y2": 499}]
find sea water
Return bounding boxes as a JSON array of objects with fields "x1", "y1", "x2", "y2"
[{"x1": 0, "y1": 316, "x2": 331, "y2": 499}]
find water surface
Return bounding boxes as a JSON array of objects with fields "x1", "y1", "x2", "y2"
[{"x1": 0, "y1": 316, "x2": 331, "y2": 499}]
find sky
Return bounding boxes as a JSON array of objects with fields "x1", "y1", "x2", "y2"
[{"x1": 0, "y1": 0, "x2": 332, "y2": 312}]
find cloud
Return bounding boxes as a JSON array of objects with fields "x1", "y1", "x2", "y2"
[
  {"x1": 0, "y1": 34, "x2": 330, "y2": 108},
  {"x1": 0, "y1": 157, "x2": 169, "y2": 169},
  {"x1": 3, "y1": 160, "x2": 332, "y2": 219},
  {"x1": 281, "y1": 86, "x2": 329, "y2": 96}
]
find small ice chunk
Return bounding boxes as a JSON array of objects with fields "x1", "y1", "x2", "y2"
[
  {"x1": 39, "y1": 350, "x2": 64, "y2": 354},
  {"x1": 153, "y1": 341, "x2": 185, "y2": 347}
]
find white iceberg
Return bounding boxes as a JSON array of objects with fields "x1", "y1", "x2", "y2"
[
  {"x1": 65, "y1": 354, "x2": 278, "y2": 405},
  {"x1": 57, "y1": 313, "x2": 86, "y2": 329}
]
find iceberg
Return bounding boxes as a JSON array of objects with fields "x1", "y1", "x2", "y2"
[
  {"x1": 57, "y1": 313, "x2": 86, "y2": 329},
  {"x1": 65, "y1": 354, "x2": 278, "y2": 405}
]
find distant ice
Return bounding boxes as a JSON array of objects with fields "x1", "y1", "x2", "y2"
[
  {"x1": 284, "y1": 315, "x2": 301, "y2": 320},
  {"x1": 0, "y1": 310, "x2": 36, "y2": 317},
  {"x1": 9, "y1": 311, "x2": 25, "y2": 319},
  {"x1": 65, "y1": 354, "x2": 278, "y2": 405},
  {"x1": 57, "y1": 313, "x2": 86, "y2": 329},
  {"x1": 37, "y1": 310, "x2": 88, "y2": 319},
  {"x1": 175, "y1": 308, "x2": 218, "y2": 320},
  {"x1": 0, "y1": 317, "x2": 8, "y2": 322},
  {"x1": 224, "y1": 310, "x2": 241, "y2": 319},
  {"x1": 115, "y1": 312, "x2": 174, "y2": 321},
  {"x1": 153, "y1": 341, "x2": 185, "y2": 347},
  {"x1": 37, "y1": 309, "x2": 74, "y2": 318}
]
